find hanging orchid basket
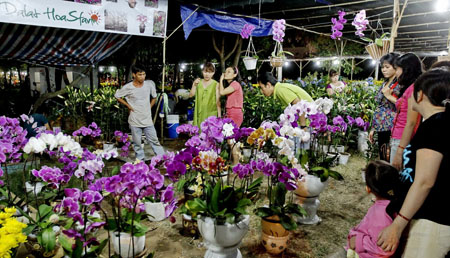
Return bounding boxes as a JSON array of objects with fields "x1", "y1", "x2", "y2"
[
  {"x1": 365, "y1": 38, "x2": 390, "y2": 60},
  {"x1": 270, "y1": 41, "x2": 287, "y2": 67},
  {"x1": 270, "y1": 56, "x2": 284, "y2": 67},
  {"x1": 243, "y1": 37, "x2": 258, "y2": 70}
]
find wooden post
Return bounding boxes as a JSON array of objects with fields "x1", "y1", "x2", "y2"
[
  {"x1": 391, "y1": 0, "x2": 409, "y2": 52},
  {"x1": 300, "y1": 61, "x2": 302, "y2": 78},
  {"x1": 277, "y1": 66, "x2": 282, "y2": 81},
  {"x1": 351, "y1": 58, "x2": 355, "y2": 80},
  {"x1": 390, "y1": 0, "x2": 400, "y2": 52},
  {"x1": 160, "y1": 37, "x2": 167, "y2": 144}
]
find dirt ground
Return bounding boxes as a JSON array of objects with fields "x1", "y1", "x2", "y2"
[{"x1": 99, "y1": 138, "x2": 372, "y2": 258}]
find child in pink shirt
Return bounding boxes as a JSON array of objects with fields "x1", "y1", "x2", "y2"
[{"x1": 347, "y1": 160, "x2": 400, "y2": 258}]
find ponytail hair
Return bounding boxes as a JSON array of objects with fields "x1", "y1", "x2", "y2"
[
  {"x1": 232, "y1": 66, "x2": 242, "y2": 83},
  {"x1": 365, "y1": 160, "x2": 401, "y2": 219}
]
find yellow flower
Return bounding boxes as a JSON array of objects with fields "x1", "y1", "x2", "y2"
[{"x1": 0, "y1": 208, "x2": 27, "y2": 258}]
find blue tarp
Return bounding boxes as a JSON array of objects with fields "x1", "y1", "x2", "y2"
[{"x1": 180, "y1": 5, "x2": 274, "y2": 40}]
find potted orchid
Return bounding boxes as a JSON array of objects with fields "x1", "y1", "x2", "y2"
[
  {"x1": 270, "y1": 19, "x2": 293, "y2": 67},
  {"x1": 352, "y1": 10, "x2": 390, "y2": 60},
  {"x1": 241, "y1": 24, "x2": 259, "y2": 70},
  {"x1": 172, "y1": 117, "x2": 262, "y2": 257},
  {"x1": 137, "y1": 14, "x2": 148, "y2": 33}
]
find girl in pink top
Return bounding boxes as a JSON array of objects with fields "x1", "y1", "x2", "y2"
[
  {"x1": 347, "y1": 160, "x2": 400, "y2": 258},
  {"x1": 388, "y1": 53, "x2": 423, "y2": 169},
  {"x1": 219, "y1": 66, "x2": 244, "y2": 127}
]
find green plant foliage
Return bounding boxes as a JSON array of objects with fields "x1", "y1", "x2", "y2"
[{"x1": 241, "y1": 89, "x2": 283, "y2": 128}]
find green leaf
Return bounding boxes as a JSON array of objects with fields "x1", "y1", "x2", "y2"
[
  {"x1": 273, "y1": 182, "x2": 287, "y2": 207},
  {"x1": 186, "y1": 199, "x2": 207, "y2": 216},
  {"x1": 284, "y1": 203, "x2": 307, "y2": 217},
  {"x1": 248, "y1": 176, "x2": 263, "y2": 191},
  {"x1": 111, "y1": 165, "x2": 120, "y2": 175},
  {"x1": 104, "y1": 218, "x2": 118, "y2": 231},
  {"x1": 211, "y1": 181, "x2": 221, "y2": 213},
  {"x1": 255, "y1": 207, "x2": 272, "y2": 218},
  {"x1": 72, "y1": 239, "x2": 83, "y2": 258},
  {"x1": 23, "y1": 225, "x2": 36, "y2": 236},
  {"x1": 41, "y1": 227, "x2": 56, "y2": 252},
  {"x1": 280, "y1": 214, "x2": 297, "y2": 231},
  {"x1": 38, "y1": 204, "x2": 53, "y2": 221},
  {"x1": 59, "y1": 235, "x2": 73, "y2": 255},
  {"x1": 375, "y1": 38, "x2": 383, "y2": 47},
  {"x1": 329, "y1": 170, "x2": 344, "y2": 180},
  {"x1": 225, "y1": 213, "x2": 235, "y2": 224},
  {"x1": 361, "y1": 37, "x2": 373, "y2": 43}
]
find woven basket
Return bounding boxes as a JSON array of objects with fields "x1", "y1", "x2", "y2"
[
  {"x1": 365, "y1": 39, "x2": 390, "y2": 60},
  {"x1": 270, "y1": 56, "x2": 284, "y2": 67}
]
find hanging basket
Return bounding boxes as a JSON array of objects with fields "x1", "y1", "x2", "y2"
[
  {"x1": 270, "y1": 56, "x2": 284, "y2": 67},
  {"x1": 242, "y1": 37, "x2": 258, "y2": 70},
  {"x1": 243, "y1": 57, "x2": 257, "y2": 70},
  {"x1": 365, "y1": 39, "x2": 390, "y2": 60}
]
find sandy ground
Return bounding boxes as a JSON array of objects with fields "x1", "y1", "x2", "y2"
[{"x1": 100, "y1": 139, "x2": 372, "y2": 258}]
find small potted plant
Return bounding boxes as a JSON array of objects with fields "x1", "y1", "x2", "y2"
[
  {"x1": 352, "y1": 10, "x2": 390, "y2": 60},
  {"x1": 270, "y1": 19, "x2": 294, "y2": 67},
  {"x1": 137, "y1": 14, "x2": 148, "y2": 33},
  {"x1": 240, "y1": 24, "x2": 259, "y2": 70}
]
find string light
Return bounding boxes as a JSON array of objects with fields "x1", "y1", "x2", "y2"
[
  {"x1": 435, "y1": 0, "x2": 449, "y2": 12},
  {"x1": 315, "y1": 61, "x2": 321, "y2": 66},
  {"x1": 284, "y1": 61, "x2": 290, "y2": 67},
  {"x1": 332, "y1": 59, "x2": 340, "y2": 65}
]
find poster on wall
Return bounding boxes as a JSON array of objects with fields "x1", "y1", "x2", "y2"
[{"x1": 0, "y1": 0, "x2": 168, "y2": 37}]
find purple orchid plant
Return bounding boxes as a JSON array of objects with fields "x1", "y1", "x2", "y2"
[{"x1": 331, "y1": 10, "x2": 347, "y2": 40}]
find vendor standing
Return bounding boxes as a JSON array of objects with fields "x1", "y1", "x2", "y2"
[{"x1": 115, "y1": 65, "x2": 164, "y2": 161}]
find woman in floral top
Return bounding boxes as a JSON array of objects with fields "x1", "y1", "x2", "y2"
[{"x1": 369, "y1": 53, "x2": 400, "y2": 161}]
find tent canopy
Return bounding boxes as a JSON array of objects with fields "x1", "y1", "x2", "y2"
[{"x1": 180, "y1": 0, "x2": 450, "y2": 53}]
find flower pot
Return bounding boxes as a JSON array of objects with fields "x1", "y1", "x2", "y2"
[
  {"x1": 198, "y1": 215, "x2": 250, "y2": 258},
  {"x1": 357, "y1": 130, "x2": 369, "y2": 154},
  {"x1": 144, "y1": 201, "x2": 166, "y2": 221},
  {"x1": 243, "y1": 57, "x2": 258, "y2": 70},
  {"x1": 338, "y1": 152, "x2": 351, "y2": 165},
  {"x1": 94, "y1": 138, "x2": 103, "y2": 149},
  {"x1": 295, "y1": 174, "x2": 328, "y2": 225},
  {"x1": 139, "y1": 23, "x2": 145, "y2": 33},
  {"x1": 25, "y1": 229, "x2": 61, "y2": 257},
  {"x1": 261, "y1": 231, "x2": 289, "y2": 255},
  {"x1": 327, "y1": 152, "x2": 340, "y2": 167},
  {"x1": 181, "y1": 214, "x2": 199, "y2": 238},
  {"x1": 270, "y1": 56, "x2": 284, "y2": 67},
  {"x1": 261, "y1": 215, "x2": 288, "y2": 237},
  {"x1": 25, "y1": 182, "x2": 44, "y2": 195},
  {"x1": 111, "y1": 232, "x2": 146, "y2": 258},
  {"x1": 103, "y1": 142, "x2": 114, "y2": 151}
]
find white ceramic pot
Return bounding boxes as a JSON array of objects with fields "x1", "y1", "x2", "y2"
[
  {"x1": 198, "y1": 215, "x2": 250, "y2": 258},
  {"x1": 295, "y1": 175, "x2": 328, "y2": 225},
  {"x1": 338, "y1": 152, "x2": 351, "y2": 165},
  {"x1": 144, "y1": 202, "x2": 166, "y2": 222},
  {"x1": 103, "y1": 142, "x2": 115, "y2": 151},
  {"x1": 358, "y1": 130, "x2": 369, "y2": 154},
  {"x1": 111, "y1": 232, "x2": 145, "y2": 258},
  {"x1": 25, "y1": 182, "x2": 44, "y2": 195},
  {"x1": 243, "y1": 57, "x2": 257, "y2": 70}
]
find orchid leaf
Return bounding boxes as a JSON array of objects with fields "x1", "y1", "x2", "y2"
[
  {"x1": 41, "y1": 227, "x2": 56, "y2": 252},
  {"x1": 211, "y1": 181, "x2": 221, "y2": 213},
  {"x1": 255, "y1": 207, "x2": 272, "y2": 217},
  {"x1": 361, "y1": 37, "x2": 373, "y2": 43},
  {"x1": 279, "y1": 214, "x2": 297, "y2": 231}
]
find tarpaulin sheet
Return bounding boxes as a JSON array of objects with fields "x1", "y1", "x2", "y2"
[{"x1": 180, "y1": 5, "x2": 273, "y2": 40}]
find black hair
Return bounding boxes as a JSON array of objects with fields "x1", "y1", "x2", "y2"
[
  {"x1": 380, "y1": 52, "x2": 400, "y2": 67},
  {"x1": 365, "y1": 160, "x2": 400, "y2": 218},
  {"x1": 413, "y1": 67, "x2": 450, "y2": 115},
  {"x1": 131, "y1": 65, "x2": 145, "y2": 74},
  {"x1": 229, "y1": 66, "x2": 242, "y2": 83},
  {"x1": 430, "y1": 60, "x2": 450, "y2": 70},
  {"x1": 257, "y1": 72, "x2": 278, "y2": 85},
  {"x1": 394, "y1": 53, "x2": 424, "y2": 98},
  {"x1": 329, "y1": 69, "x2": 338, "y2": 77},
  {"x1": 35, "y1": 103, "x2": 48, "y2": 115}
]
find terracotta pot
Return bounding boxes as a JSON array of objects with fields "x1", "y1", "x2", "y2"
[
  {"x1": 261, "y1": 231, "x2": 289, "y2": 255},
  {"x1": 261, "y1": 215, "x2": 288, "y2": 237}
]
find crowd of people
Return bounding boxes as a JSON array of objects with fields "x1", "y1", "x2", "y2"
[{"x1": 113, "y1": 55, "x2": 450, "y2": 257}]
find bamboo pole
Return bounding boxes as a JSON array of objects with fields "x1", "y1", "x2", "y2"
[
  {"x1": 391, "y1": 0, "x2": 409, "y2": 52},
  {"x1": 390, "y1": 0, "x2": 400, "y2": 52}
]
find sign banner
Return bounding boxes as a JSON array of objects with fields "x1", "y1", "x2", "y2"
[{"x1": 0, "y1": 0, "x2": 168, "y2": 37}]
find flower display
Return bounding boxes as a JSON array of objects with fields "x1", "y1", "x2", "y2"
[
  {"x1": 272, "y1": 19, "x2": 286, "y2": 42},
  {"x1": 73, "y1": 122, "x2": 101, "y2": 138},
  {"x1": 176, "y1": 124, "x2": 199, "y2": 136},
  {"x1": 0, "y1": 207, "x2": 27, "y2": 258},
  {"x1": 331, "y1": 10, "x2": 347, "y2": 40},
  {"x1": 352, "y1": 10, "x2": 369, "y2": 37},
  {"x1": 114, "y1": 130, "x2": 131, "y2": 157},
  {"x1": 240, "y1": 24, "x2": 255, "y2": 39},
  {"x1": 137, "y1": 14, "x2": 148, "y2": 23},
  {"x1": 0, "y1": 116, "x2": 28, "y2": 164}
]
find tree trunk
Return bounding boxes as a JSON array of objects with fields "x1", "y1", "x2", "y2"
[
  {"x1": 32, "y1": 66, "x2": 92, "y2": 112},
  {"x1": 232, "y1": 38, "x2": 243, "y2": 68},
  {"x1": 212, "y1": 33, "x2": 241, "y2": 73}
]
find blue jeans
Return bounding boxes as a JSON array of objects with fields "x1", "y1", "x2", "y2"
[{"x1": 130, "y1": 125, "x2": 164, "y2": 161}]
